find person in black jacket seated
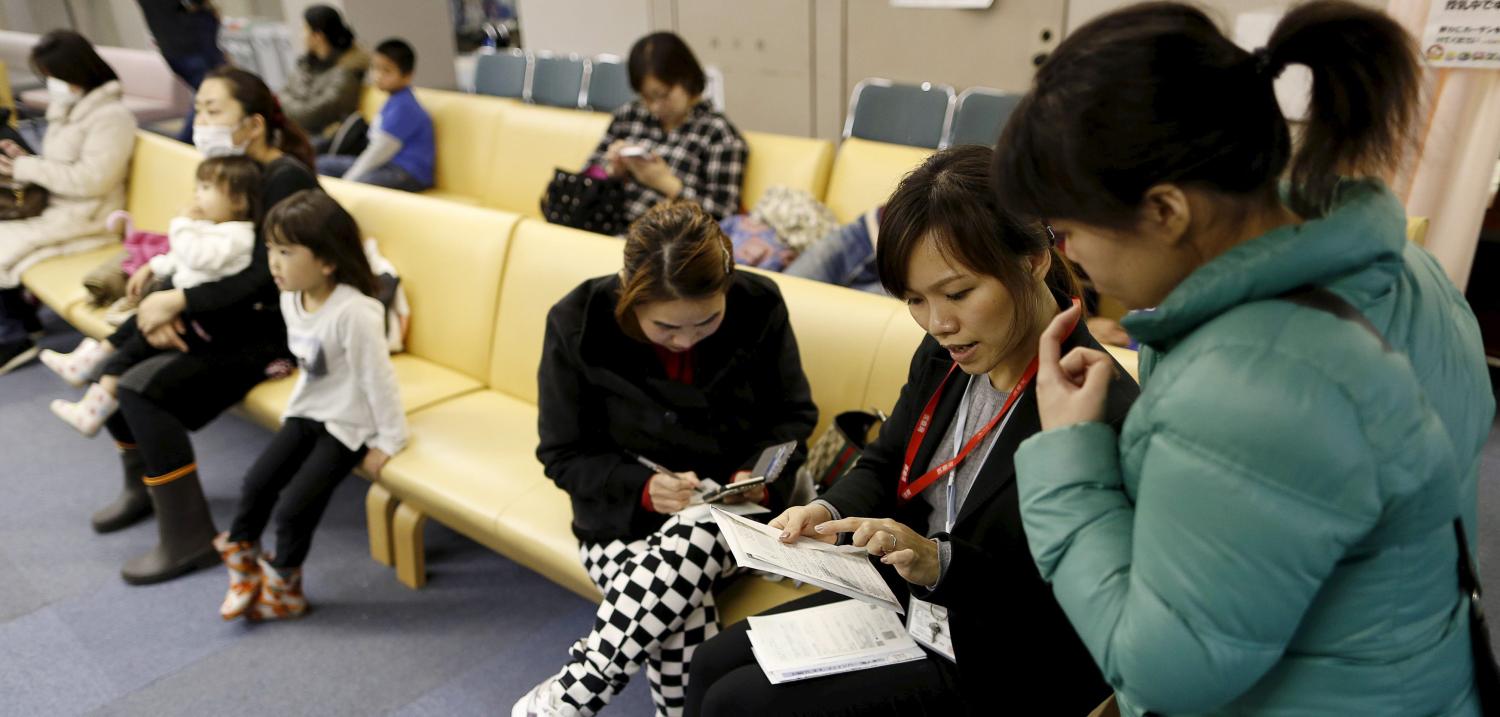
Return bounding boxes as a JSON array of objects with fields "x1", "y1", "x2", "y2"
[
  {"x1": 684, "y1": 145, "x2": 1138, "y2": 716},
  {"x1": 89, "y1": 67, "x2": 320, "y2": 585},
  {"x1": 514, "y1": 200, "x2": 818, "y2": 717}
]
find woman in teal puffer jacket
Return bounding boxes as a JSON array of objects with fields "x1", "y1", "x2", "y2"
[{"x1": 992, "y1": 2, "x2": 1494, "y2": 715}]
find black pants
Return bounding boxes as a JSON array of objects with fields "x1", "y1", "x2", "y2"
[
  {"x1": 684, "y1": 591, "x2": 962, "y2": 717},
  {"x1": 227, "y1": 417, "x2": 365, "y2": 568}
]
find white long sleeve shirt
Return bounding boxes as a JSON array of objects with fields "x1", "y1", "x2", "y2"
[
  {"x1": 149, "y1": 216, "x2": 256, "y2": 289},
  {"x1": 281, "y1": 284, "x2": 408, "y2": 456}
]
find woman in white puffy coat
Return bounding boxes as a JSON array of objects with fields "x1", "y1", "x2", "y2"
[{"x1": 0, "y1": 30, "x2": 136, "y2": 373}]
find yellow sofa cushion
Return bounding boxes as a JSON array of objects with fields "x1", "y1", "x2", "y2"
[
  {"x1": 358, "y1": 88, "x2": 510, "y2": 205},
  {"x1": 823, "y1": 138, "x2": 933, "y2": 224},
  {"x1": 862, "y1": 308, "x2": 927, "y2": 414},
  {"x1": 240, "y1": 354, "x2": 483, "y2": 429},
  {"x1": 482, "y1": 104, "x2": 611, "y2": 216},
  {"x1": 323, "y1": 179, "x2": 516, "y2": 383},
  {"x1": 379, "y1": 390, "x2": 547, "y2": 539},
  {"x1": 20, "y1": 244, "x2": 121, "y2": 323},
  {"x1": 758, "y1": 270, "x2": 904, "y2": 440},
  {"x1": 488, "y1": 220, "x2": 624, "y2": 400},
  {"x1": 741, "y1": 131, "x2": 834, "y2": 213},
  {"x1": 124, "y1": 132, "x2": 201, "y2": 233}
]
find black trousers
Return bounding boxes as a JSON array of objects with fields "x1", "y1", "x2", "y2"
[
  {"x1": 227, "y1": 417, "x2": 365, "y2": 568},
  {"x1": 684, "y1": 590, "x2": 962, "y2": 717}
]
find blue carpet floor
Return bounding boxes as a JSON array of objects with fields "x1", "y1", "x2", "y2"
[{"x1": 0, "y1": 312, "x2": 652, "y2": 716}]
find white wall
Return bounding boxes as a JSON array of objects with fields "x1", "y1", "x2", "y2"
[{"x1": 515, "y1": 0, "x2": 654, "y2": 57}]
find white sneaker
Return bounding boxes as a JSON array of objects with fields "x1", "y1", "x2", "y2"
[
  {"x1": 49, "y1": 383, "x2": 119, "y2": 437},
  {"x1": 511, "y1": 672, "x2": 579, "y2": 717},
  {"x1": 39, "y1": 338, "x2": 108, "y2": 387}
]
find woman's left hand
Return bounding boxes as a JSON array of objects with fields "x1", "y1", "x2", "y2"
[
  {"x1": 623, "y1": 154, "x2": 682, "y2": 198},
  {"x1": 816, "y1": 516, "x2": 940, "y2": 587},
  {"x1": 136, "y1": 289, "x2": 188, "y2": 334},
  {"x1": 720, "y1": 470, "x2": 767, "y2": 505},
  {"x1": 0, "y1": 140, "x2": 30, "y2": 159},
  {"x1": 1036, "y1": 301, "x2": 1114, "y2": 431},
  {"x1": 361, "y1": 448, "x2": 391, "y2": 480}
]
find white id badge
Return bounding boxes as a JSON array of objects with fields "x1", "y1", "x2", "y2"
[{"x1": 906, "y1": 597, "x2": 956, "y2": 663}]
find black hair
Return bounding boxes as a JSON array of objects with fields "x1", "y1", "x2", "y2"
[
  {"x1": 30, "y1": 30, "x2": 118, "y2": 92},
  {"x1": 195, "y1": 155, "x2": 263, "y2": 222},
  {"x1": 627, "y1": 32, "x2": 706, "y2": 96},
  {"x1": 374, "y1": 38, "x2": 417, "y2": 76},
  {"x1": 203, "y1": 66, "x2": 318, "y2": 172},
  {"x1": 879, "y1": 146, "x2": 1079, "y2": 357},
  {"x1": 993, "y1": 0, "x2": 1420, "y2": 223},
  {"x1": 304, "y1": 5, "x2": 356, "y2": 53},
  {"x1": 264, "y1": 190, "x2": 378, "y2": 297}
]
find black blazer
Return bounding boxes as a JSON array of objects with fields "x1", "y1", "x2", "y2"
[
  {"x1": 537, "y1": 271, "x2": 819, "y2": 544},
  {"x1": 820, "y1": 317, "x2": 1138, "y2": 715}
]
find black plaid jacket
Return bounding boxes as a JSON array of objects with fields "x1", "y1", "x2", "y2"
[{"x1": 586, "y1": 100, "x2": 748, "y2": 223}]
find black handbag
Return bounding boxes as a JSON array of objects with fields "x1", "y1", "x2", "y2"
[
  {"x1": 541, "y1": 168, "x2": 628, "y2": 236},
  {"x1": 1282, "y1": 286, "x2": 1500, "y2": 712}
]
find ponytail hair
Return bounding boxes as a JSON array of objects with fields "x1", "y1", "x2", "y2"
[
  {"x1": 615, "y1": 200, "x2": 735, "y2": 342},
  {"x1": 204, "y1": 66, "x2": 317, "y2": 171},
  {"x1": 993, "y1": 0, "x2": 1420, "y2": 223},
  {"x1": 304, "y1": 5, "x2": 356, "y2": 53}
]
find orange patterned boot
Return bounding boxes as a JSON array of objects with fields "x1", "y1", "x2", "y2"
[
  {"x1": 213, "y1": 532, "x2": 261, "y2": 620},
  {"x1": 248, "y1": 558, "x2": 307, "y2": 621}
]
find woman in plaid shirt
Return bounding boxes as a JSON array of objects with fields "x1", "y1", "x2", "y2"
[{"x1": 587, "y1": 32, "x2": 748, "y2": 223}]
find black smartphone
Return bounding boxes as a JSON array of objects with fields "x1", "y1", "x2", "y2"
[{"x1": 701, "y1": 440, "x2": 797, "y2": 504}]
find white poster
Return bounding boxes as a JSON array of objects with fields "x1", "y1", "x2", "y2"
[{"x1": 1421, "y1": 1, "x2": 1500, "y2": 69}]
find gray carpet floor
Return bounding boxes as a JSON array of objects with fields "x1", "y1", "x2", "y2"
[
  {"x1": 4, "y1": 312, "x2": 1499, "y2": 716},
  {"x1": 0, "y1": 312, "x2": 652, "y2": 716}
]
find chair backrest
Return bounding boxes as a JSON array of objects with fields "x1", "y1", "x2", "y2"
[
  {"x1": 413, "y1": 88, "x2": 510, "y2": 196},
  {"x1": 943, "y1": 87, "x2": 1022, "y2": 148},
  {"x1": 823, "y1": 137, "x2": 933, "y2": 223},
  {"x1": 530, "y1": 53, "x2": 589, "y2": 109},
  {"x1": 489, "y1": 221, "x2": 624, "y2": 400},
  {"x1": 586, "y1": 55, "x2": 635, "y2": 112},
  {"x1": 482, "y1": 103, "x2": 612, "y2": 216},
  {"x1": 324, "y1": 179, "x2": 517, "y2": 383},
  {"x1": 475, "y1": 49, "x2": 530, "y2": 99},
  {"x1": 844, "y1": 78, "x2": 955, "y2": 150},
  {"x1": 741, "y1": 130, "x2": 834, "y2": 213}
]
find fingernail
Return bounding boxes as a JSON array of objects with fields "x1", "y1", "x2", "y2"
[
  {"x1": 780, "y1": 532, "x2": 790, "y2": 540},
  {"x1": 813, "y1": 525, "x2": 826, "y2": 533}
]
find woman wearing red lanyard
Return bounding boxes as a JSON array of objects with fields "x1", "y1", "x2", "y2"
[{"x1": 684, "y1": 145, "x2": 1139, "y2": 716}]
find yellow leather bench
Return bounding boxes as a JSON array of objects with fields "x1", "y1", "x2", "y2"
[
  {"x1": 741, "y1": 131, "x2": 834, "y2": 213},
  {"x1": 239, "y1": 180, "x2": 516, "y2": 427},
  {"x1": 823, "y1": 137, "x2": 933, "y2": 224}
]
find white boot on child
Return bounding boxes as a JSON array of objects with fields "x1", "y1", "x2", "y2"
[
  {"x1": 39, "y1": 338, "x2": 109, "y2": 387},
  {"x1": 49, "y1": 383, "x2": 119, "y2": 437}
]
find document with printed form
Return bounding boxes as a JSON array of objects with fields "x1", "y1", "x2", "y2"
[
  {"x1": 746, "y1": 598, "x2": 926, "y2": 684},
  {"x1": 709, "y1": 507, "x2": 903, "y2": 613}
]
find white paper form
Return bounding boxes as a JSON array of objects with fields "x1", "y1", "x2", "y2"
[
  {"x1": 746, "y1": 599, "x2": 926, "y2": 684},
  {"x1": 711, "y1": 507, "x2": 903, "y2": 613}
]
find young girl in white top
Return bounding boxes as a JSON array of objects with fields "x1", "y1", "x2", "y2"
[
  {"x1": 43, "y1": 155, "x2": 262, "y2": 435},
  {"x1": 213, "y1": 189, "x2": 406, "y2": 621}
]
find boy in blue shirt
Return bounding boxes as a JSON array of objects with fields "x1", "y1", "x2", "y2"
[{"x1": 316, "y1": 38, "x2": 434, "y2": 192}]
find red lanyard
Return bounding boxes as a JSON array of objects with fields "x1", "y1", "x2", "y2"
[
  {"x1": 897, "y1": 361, "x2": 1035, "y2": 504},
  {"x1": 897, "y1": 301, "x2": 1080, "y2": 505}
]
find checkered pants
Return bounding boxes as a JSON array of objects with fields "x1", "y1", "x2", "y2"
[{"x1": 556, "y1": 514, "x2": 736, "y2": 717}]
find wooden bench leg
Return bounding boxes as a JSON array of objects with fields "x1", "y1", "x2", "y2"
[
  {"x1": 393, "y1": 501, "x2": 428, "y2": 589},
  {"x1": 365, "y1": 483, "x2": 397, "y2": 567}
]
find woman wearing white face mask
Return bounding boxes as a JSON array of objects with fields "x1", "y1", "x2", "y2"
[
  {"x1": 0, "y1": 31, "x2": 136, "y2": 375},
  {"x1": 68, "y1": 66, "x2": 321, "y2": 586}
]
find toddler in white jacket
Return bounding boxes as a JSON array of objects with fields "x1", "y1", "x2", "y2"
[{"x1": 42, "y1": 156, "x2": 263, "y2": 436}]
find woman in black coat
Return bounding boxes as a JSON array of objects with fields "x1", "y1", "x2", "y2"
[
  {"x1": 515, "y1": 200, "x2": 818, "y2": 717},
  {"x1": 684, "y1": 146, "x2": 1138, "y2": 716}
]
